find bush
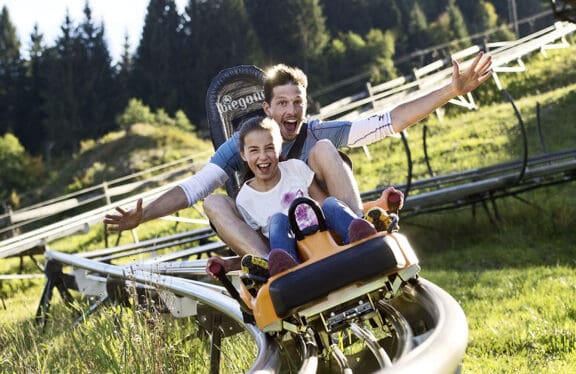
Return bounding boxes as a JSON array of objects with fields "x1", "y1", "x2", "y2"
[
  {"x1": 116, "y1": 99, "x2": 196, "y2": 134},
  {"x1": 0, "y1": 133, "x2": 44, "y2": 206},
  {"x1": 174, "y1": 110, "x2": 195, "y2": 132},
  {"x1": 115, "y1": 98, "x2": 155, "y2": 131}
]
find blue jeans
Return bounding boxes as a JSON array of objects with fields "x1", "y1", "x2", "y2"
[{"x1": 269, "y1": 197, "x2": 360, "y2": 262}]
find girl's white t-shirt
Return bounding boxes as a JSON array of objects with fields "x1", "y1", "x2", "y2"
[{"x1": 236, "y1": 159, "x2": 317, "y2": 238}]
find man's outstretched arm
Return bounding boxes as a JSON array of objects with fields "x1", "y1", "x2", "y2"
[
  {"x1": 103, "y1": 162, "x2": 229, "y2": 231},
  {"x1": 390, "y1": 52, "x2": 493, "y2": 133},
  {"x1": 103, "y1": 187, "x2": 189, "y2": 231}
]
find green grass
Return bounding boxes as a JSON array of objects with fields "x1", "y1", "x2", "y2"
[
  {"x1": 406, "y1": 184, "x2": 576, "y2": 373},
  {"x1": 1, "y1": 39, "x2": 576, "y2": 372},
  {"x1": 23, "y1": 122, "x2": 214, "y2": 204}
]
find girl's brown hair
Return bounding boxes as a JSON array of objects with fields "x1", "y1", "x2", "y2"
[{"x1": 238, "y1": 116, "x2": 282, "y2": 151}]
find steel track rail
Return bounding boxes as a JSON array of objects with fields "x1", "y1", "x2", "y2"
[
  {"x1": 44, "y1": 249, "x2": 468, "y2": 373},
  {"x1": 377, "y1": 279, "x2": 468, "y2": 374},
  {"x1": 44, "y1": 250, "x2": 281, "y2": 373}
]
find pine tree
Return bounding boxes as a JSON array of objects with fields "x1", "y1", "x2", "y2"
[
  {"x1": 446, "y1": 0, "x2": 471, "y2": 48},
  {"x1": 407, "y1": 2, "x2": 430, "y2": 50},
  {"x1": 41, "y1": 13, "x2": 80, "y2": 153},
  {"x1": 246, "y1": 0, "x2": 329, "y2": 70},
  {"x1": 15, "y1": 24, "x2": 48, "y2": 155},
  {"x1": 131, "y1": 0, "x2": 183, "y2": 116},
  {"x1": 321, "y1": 0, "x2": 402, "y2": 36},
  {"x1": 365, "y1": 28, "x2": 397, "y2": 83},
  {"x1": 41, "y1": 3, "x2": 116, "y2": 154},
  {"x1": 182, "y1": 0, "x2": 264, "y2": 130},
  {"x1": 115, "y1": 33, "x2": 133, "y2": 115},
  {"x1": 0, "y1": 6, "x2": 23, "y2": 137},
  {"x1": 321, "y1": 0, "x2": 374, "y2": 35},
  {"x1": 75, "y1": 2, "x2": 117, "y2": 140}
]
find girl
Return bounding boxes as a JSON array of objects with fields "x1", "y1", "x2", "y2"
[{"x1": 235, "y1": 116, "x2": 377, "y2": 276}]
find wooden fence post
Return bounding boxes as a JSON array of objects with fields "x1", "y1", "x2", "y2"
[{"x1": 103, "y1": 182, "x2": 111, "y2": 206}]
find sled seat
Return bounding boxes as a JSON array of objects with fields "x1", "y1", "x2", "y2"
[{"x1": 269, "y1": 235, "x2": 400, "y2": 318}]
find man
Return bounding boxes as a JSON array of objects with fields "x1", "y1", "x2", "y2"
[{"x1": 104, "y1": 52, "x2": 493, "y2": 271}]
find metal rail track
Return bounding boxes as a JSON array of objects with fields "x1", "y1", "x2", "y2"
[{"x1": 40, "y1": 249, "x2": 468, "y2": 373}]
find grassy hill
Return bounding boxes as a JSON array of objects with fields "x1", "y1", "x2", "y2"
[
  {"x1": 23, "y1": 122, "x2": 214, "y2": 204},
  {"x1": 1, "y1": 38, "x2": 576, "y2": 373}
]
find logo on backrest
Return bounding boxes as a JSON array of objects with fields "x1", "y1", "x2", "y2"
[{"x1": 217, "y1": 90, "x2": 265, "y2": 113}]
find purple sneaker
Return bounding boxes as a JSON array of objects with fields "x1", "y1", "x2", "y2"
[
  {"x1": 268, "y1": 249, "x2": 299, "y2": 276},
  {"x1": 348, "y1": 218, "x2": 377, "y2": 243}
]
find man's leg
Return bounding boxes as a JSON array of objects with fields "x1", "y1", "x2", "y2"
[
  {"x1": 307, "y1": 139, "x2": 363, "y2": 216},
  {"x1": 203, "y1": 194, "x2": 271, "y2": 259}
]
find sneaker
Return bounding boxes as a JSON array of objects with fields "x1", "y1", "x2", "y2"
[
  {"x1": 268, "y1": 249, "x2": 298, "y2": 277},
  {"x1": 241, "y1": 254, "x2": 270, "y2": 283},
  {"x1": 348, "y1": 218, "x2": 378, "y2": 243},
  {"x1": 368, "y1": 188, "x2": 404, "y2": 213},
  {"x1": 364, "y1": 207, "x2": 392, "y2": 232},
  {"x1": 386, "y1": 190, "x2": 403, "y2": 213}
]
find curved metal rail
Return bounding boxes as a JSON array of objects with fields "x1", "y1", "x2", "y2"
[
  {"x1": 41, "y1": 250, "x2": 468, "y2": 373},
  {"x1": 377, "y1": 279, "x2": 468, "y2": 374},
  {"x1": 43, "y1": 250, "x2": 281, "y2": 373}
]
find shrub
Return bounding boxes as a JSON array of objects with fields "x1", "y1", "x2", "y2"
[
  {"x1": 0, "y1": 133, "x2": 44, "y2": 206},
  {"x1": 116, "y1": 98, "x2": 155, "y2": 131}
]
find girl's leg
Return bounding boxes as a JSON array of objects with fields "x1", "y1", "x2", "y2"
[
  {"x1": 322, "y1": 197, "x2": 360, "y2": 244},
  {"x1": 268, "y1": 213, "x2": 300, "y2": 262}
]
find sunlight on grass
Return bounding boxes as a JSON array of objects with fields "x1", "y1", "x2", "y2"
[
  {"x1": 413, "y1": 184, "x2": 576, "y2": 374},
  {"x1": 424, "y1": 266, "x2": 576, "y2": 374}
]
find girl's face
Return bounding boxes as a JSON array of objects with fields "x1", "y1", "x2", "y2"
[{"x1": 240, "y1": 129, "x2": 281, "y2": 184}]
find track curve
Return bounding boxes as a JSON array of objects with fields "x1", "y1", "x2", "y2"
[{"x1": 42, "y1": 250, "x2": 468, "y2": 373}]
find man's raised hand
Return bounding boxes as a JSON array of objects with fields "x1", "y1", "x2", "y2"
[
  {"x1": 103, "y1": 198, "x2": 143, "y2": 232},
  {"x1": 452, "y1": 52, "x2": 493, "y2": 96}
]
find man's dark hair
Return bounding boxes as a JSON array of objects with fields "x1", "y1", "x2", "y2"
[{"x1": 264, "y1": 64, "x2": 308, "y2": 103}]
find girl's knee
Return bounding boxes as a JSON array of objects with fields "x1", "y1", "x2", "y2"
[
  {"x1": 269, "y1": 213, "x2": 289, "y2": 228},
  {"x1": 322, "y1": 196, "x2": 343, "y2": 212}
]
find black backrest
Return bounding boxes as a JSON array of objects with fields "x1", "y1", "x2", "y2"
[{"x1": 205, "y1": 65, "x2": 266, "y2": 197}]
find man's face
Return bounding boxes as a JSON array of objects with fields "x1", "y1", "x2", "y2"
[{"x1": 263, "y1": 83, "x2": 307, "y2": 141}]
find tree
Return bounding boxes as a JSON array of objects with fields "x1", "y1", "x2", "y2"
[
  {"x1": 310, "y1": 29, "x2": 397, "y2": 103},
  {"x1": 0, "y1": 133, "x2": 43, "y2": 204},
  {"x1": 320, "y1": 0, "x2": 402, "y2": 36},
  {"x1": 246, "y1": 0, "x2": 329, "y2": 70},
  {"x1": 407, "y1": 1, "x2": 431, "y2": 53},
  {"x1": 41, "y1": 13, "x2": 81, "y2": 153},
  {"x1": 74, "y1": 3, "x2": 118, "y2": 140},
  {"x1": 458, "y1": 1, "x2": 515, "y2": 41},
  {"x1": 116, "y1": 98, "x2": 154, "y2": 131},
  {"x1": 0, "y1": 6, "x2": 23, "y2": 137},
  {"x1": 131, "y1": 0, "x2": 183, "y2": 116},
  {"x1": 321, "y1": 0, "x2": 375, "y2": 35},
  {"x1": 182, "y1": 0, "x2": 264, "y2": 130},
  {"x1": 371, "y1": 0, "x2": 403, "y2": 32},
  {"x1": 116, "y1": 34, "x2": 133, "y2": 98},
  {"x1": 41, "y1": 3, "x2": 117, "y2": 154},
  {"x1": 446, "y1": 0, "x2": 471, "y2": 49},
  {"x1": 15, "y1": 24, "x2": 48, "y2": 155},
  {"x1": 426, "y1": 0, "x2": 471, "y2": 56},
  {"x1": 365, "y1": 28, "x2": 397, "y2": 83}
]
